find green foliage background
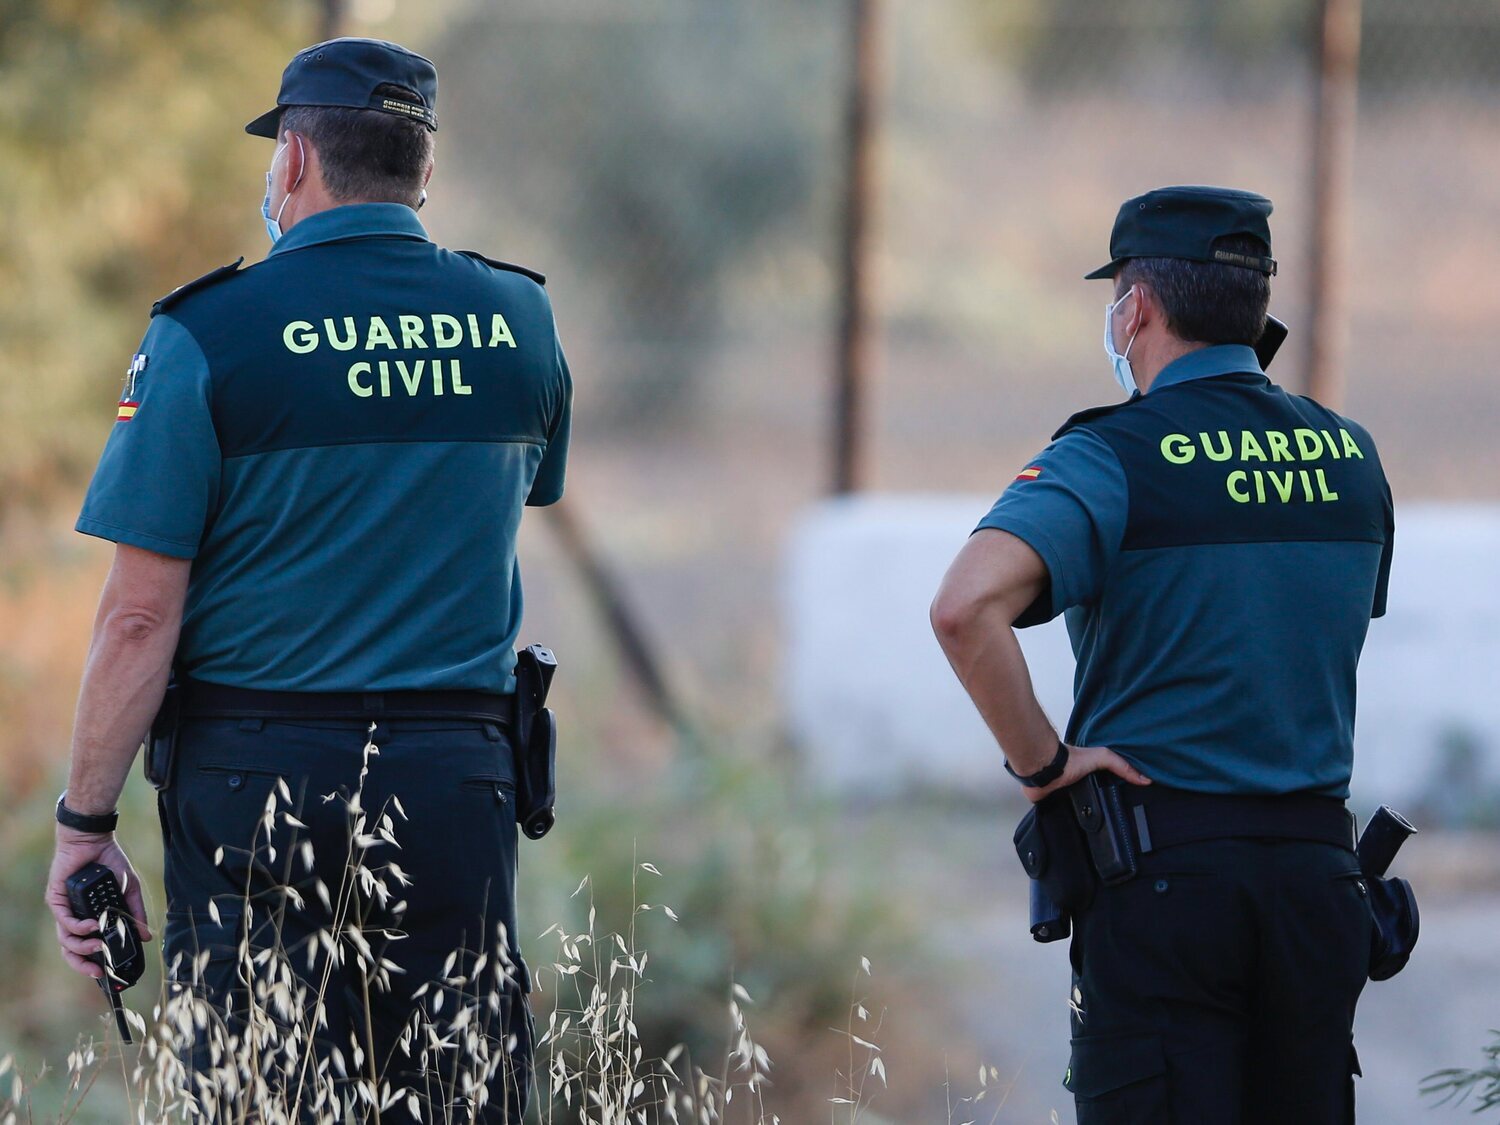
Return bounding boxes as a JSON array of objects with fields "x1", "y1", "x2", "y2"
[{"x1": 0, "y1": 0, "x2": 303, "y2": 505}]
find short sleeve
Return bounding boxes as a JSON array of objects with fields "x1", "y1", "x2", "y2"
[
  {"x1": 1372, "y1": 476, "x2": 1394, "y2": 619},
  {"x1": 974, "y1": 428, "x2": 1128, "y2": 627},
  {"x1": 526, "y1": 336, "x2": 572, "y2": 507},
  {"x1": 75, "y1": 316, "x2": 221, "y2": 559}
]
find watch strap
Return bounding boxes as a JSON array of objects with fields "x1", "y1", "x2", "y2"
[
  {"x1": 56, "y1": 792, "x2": 119, "y2": 834},
  {"x1": 1005, "y1": 740, "x2": 1070, "y2": 789}
]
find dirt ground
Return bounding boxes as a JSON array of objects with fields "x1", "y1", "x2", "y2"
[{"x1": 834, "y1": 801, "x2": 1500, "y2": 1124}]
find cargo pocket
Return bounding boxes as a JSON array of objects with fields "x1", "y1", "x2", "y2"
[{"x1": 1065, "y1": 1031, "x2": 1169, "y2": 1125}]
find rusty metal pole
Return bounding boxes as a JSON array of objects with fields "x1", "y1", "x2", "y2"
[
  {"x1": 1305, "y1": 0, "x2": 1363, "y2": 408},
  {"x1": 832, "y1": 0, "x2": 882, "y2": 493}
]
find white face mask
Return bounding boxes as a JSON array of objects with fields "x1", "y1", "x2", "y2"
[
  {"x1": 1103, "y1": 284, "x2": 1141, "y2": 396},
  {"x1": 261, "y1": 136, "x2": 305, "y2": 244}
]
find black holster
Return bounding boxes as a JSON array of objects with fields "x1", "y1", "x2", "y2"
[
  {"x1": 144, "y1": 675, "x2": 182, "y2": 791},
  {"x1": 512, "y1": 645, "x2": 559, "y2": 840},
  {"x1": 1064, "y1": 772, "x2": 1140, "y2": 885},
  {"x1": 1357, "y1": 805, "x2": 1420, "y2": 980}
]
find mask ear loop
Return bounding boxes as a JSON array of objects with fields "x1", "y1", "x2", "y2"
[
  {"x1": 1118, "y1": 285, "x2": 1141, "y2": 359},
  {"x1": 274, "y1": 134, "x2": 306, "y2": 226}
]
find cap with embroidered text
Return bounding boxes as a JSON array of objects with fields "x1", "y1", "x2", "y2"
[
  {"x1": 245, "y1": 38, "x2": 437, "y2": 139},
  {"x1": 1085, "y1": 186, "x2": 1276, "y2": 280}
]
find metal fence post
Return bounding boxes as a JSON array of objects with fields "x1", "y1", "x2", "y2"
[
  {"x1": 1306, "y1": 0, "x2": 1364, "y2": 409},
  {"x1": 832, "y1": 0, "x2": 882, "y2": 494}
]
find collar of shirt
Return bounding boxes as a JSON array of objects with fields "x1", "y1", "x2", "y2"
[
  {"x1": 1147, "y1": 343, "x2": 1265, "y2": 394},
  {"x1": 267, "y1": 202, "x2": 430, "y2": 257}
]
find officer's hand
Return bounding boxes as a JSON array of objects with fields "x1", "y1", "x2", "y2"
[
  {"x1": 1022, "y1": 744, "x2": 1151, "y2": 804},
  {"x1": 46, "y1": 828, "x2": 153, "y2": 979}
]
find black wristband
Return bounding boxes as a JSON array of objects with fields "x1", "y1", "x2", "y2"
[
  {"x1": 1005, "y1": 740, "x2": 1070, "y2": 789},
  {"x1": 56, "y1": 792, "x2": 119, "y2": 834}
]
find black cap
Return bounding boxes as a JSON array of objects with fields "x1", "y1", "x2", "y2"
[
  {"x1": 245, "y1": 38, "x2": 438, "y2": 138},
  {"x1": 1085, "y1": 185, "x2": 1276, "y2": 280}
]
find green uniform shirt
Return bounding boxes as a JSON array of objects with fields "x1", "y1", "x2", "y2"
[
  {"x1": 78, "y1": 203, "x2": 572, "y2": 694},
  {"x1": 978, "y1": 346, "x2": 1393, "y2": 797}
]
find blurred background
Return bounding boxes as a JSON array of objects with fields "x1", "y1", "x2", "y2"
[{"x1": 2, "y1": 0, "x2": 1499, "y2": 1121}]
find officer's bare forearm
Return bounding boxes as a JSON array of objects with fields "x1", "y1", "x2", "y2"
[
  {"x1": 65, "y1": 546, "x2": 190, "y2": 817},
  {"x1": 65, "y1": 607, "x2": 179, "y2": 816},
  {"x1": 932, "y1": 529, "x2": 1059, "y2": 774},
  {"x1": 934, "y1": 603, "x2": 1058, "y2": 774}
]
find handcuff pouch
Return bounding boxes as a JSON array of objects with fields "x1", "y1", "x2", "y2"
[{"x1": 1014, "y1": 790, "x2": 1096, "y2": 916}]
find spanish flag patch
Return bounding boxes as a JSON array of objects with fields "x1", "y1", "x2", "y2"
[
  {"x1": 1014, "y1": 465, "x2": 1043, "y2": 481},
  {"x1": 117, "y1": 353, "x2": 147, "y2": 422}
]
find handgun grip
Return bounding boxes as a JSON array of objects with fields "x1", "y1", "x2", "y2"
[
  {"x1": 517, "y1": 645, "x2": 557, "y2": 707},
  {"x1": 1357, "y1": 805, "x2": 1417, "y2": 879}
]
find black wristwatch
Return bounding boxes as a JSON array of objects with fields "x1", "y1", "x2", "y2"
[
  {"x1": 1005, "y1": 740, "x2": 1070, "y2": 789},
  {"x1": 55, "y1": 792, "x2": 119, "y2": 834}
]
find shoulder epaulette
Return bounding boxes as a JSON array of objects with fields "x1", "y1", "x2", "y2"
[
  {"x1": 1051, "y1": 395, "x2": 1143, "y2": 441},
  {"x1": 457, "y1": 249, "x2": 546, "y2": 286},
  {"x1": 151, "y1": 258, "x2": 245, "y2": 317}
]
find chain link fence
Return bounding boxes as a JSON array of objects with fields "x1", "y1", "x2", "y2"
[
  {"x1": 3, "y1": 0, "x2": 1494, "y2": 756},
  {"x1": 395, "y1": 0, "x2": 1500, "y2": 730}
]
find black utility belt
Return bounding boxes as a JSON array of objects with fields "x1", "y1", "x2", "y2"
[
  {"x1": 1017, "y1": 777, "x2": 1355, "y2": 939},
  {"x1": 1122, "y1": 786, "x2": 1355, "y2": 855},
  {"x1": 179, "y1": 679, "x2": 514, "y2": 723},
  {"x1": 1015, "y1": 776, "x2": 1420, "y2": 981},
  {"x1": 150, "y1": 649, "x2": 561, "y2": 843}
]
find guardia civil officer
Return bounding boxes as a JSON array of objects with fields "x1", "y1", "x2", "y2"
[
  {"x1": 932, "y1": 186, "x2": 1393, "y2": 1122},
  {"x1": 45, "y1": 38, "x2": 570, "y2": 1121}
]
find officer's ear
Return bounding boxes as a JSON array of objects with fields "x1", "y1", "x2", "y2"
[
  {"x1": 277, "y1": 130, "x2": 309, "y2": 195},
  {"x1": 1128, "y1": 281, "x2": 1160, "y2": 335}
]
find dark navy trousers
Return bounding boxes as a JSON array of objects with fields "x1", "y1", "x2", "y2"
[
  {"x1": 159, "y1": 716, "x2": 533, "y2": 1122},
  {"x1": 1065, "y1": 838, "x2": 1371, "y2": 1123}
]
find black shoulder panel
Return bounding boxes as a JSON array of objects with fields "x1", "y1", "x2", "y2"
[
  {"x1": 1052, "y1": 395, "x2": 1142, "y2": 441},
  {"x1": 151, "y1": 258, "x2": 245, "y2": 317},
  {"x1": 457, "y1": 249, "x2": 546, "y2": 286}
]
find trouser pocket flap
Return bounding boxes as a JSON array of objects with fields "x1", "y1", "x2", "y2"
[{"x1": 1065, "y1": 1032, "x2": 1167, "y2": 1099}]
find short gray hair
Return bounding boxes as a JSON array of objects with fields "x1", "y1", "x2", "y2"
[
  {"x1": 279, "y1": 83, "x2": 434, "y2": 208},
  {"x1": 1116, "y1": 234, "x2": 1272, "y2": 347}
]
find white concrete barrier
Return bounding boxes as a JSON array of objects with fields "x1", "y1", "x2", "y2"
[{"x1": 782, "y1": 495, "x2": 1500, "y2": 808}]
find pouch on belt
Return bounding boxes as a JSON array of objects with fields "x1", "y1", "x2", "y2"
[{"x1": 1015, "y1": 790, "x2": 1096, "y2": 916}]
